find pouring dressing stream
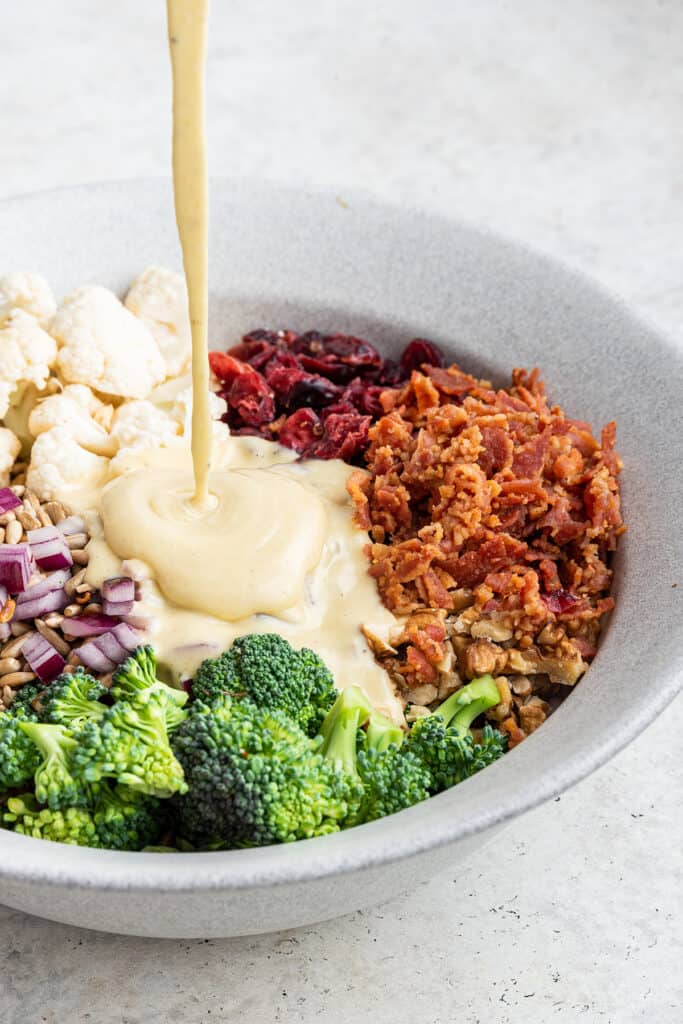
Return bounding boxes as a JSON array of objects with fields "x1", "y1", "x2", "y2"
[{"x1": 89, "y1": 0, "x2": 403, "y2": 721}]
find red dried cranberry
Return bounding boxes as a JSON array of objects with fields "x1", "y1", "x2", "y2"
[
  {"x1": 307, "y1": 411, "x2": 371, "y2": 462},
  {"x1": 376, "y1": 358, "x2": 405, "y2": 386},
  {"x1": 290, "y1": 332, "x2": 381, "y2": 381},
  {"x1": 228, "y1": 338, "x2": 277, "y2": 371},
  {"x1": 288, "y1": 374, "x2": 342, "y2": 409},
  {"x1": 209, "y1": 351, "x2": 247, "y2": 384},
  {"x1": 224, "y1": 366, "x2": 275, "y2": 427},
  {"x1": 324, "y1": 335, "x2": 382, "y2": 373},
  {"x1": 541, "y1": 590, "x2": 580, "y2": 615},
  {"x1": 341, "y1": 377, "x2": 385, "y2": 417},
  {"x1": 400, "y1": 338, "x2": 445, "y2": 375},
  {"x1": 264, "y1": 351, "x2": 305, "y2": 398},
  {"x1": 278, "y1": 408, "x2": 322, "y2": 453}
]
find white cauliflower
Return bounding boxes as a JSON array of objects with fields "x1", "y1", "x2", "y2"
[
  {"x1": 0, "y1": 309, "x2": 58, "y2": 417},
  {"x1": 0, "y1": 272, "x2": 56, "y2": 327},
  {"x1": 28, "y1": 384, "x2": 116, "y2": 456},
  {"x1": 0, "y1": 427, "x2": 21, "y2": 486},
  {"x1": 124, "y1": 266, "x2": 192, "y2": 377},
  {"x1": 109, "y1": 399, "x2": 181, "y2": 452},
  {"x1": 52, "y1": 286, "x2": 166, "y2": 399},
  {"x1": 27, "y1": 426, "x2": 109, "y2": 502},
  {"x1": 170, "y1": 384, "x2": 229, "y2": 438}
]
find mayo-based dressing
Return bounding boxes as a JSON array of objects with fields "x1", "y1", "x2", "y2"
[{"x1": 83, "y1": 0, "x2": 403, "y2": 721}]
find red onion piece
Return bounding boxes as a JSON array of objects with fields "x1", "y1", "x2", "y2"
[
  {"x1": 27, "y1": 525, "x2": 60, "y2": 545},
  {"x1": 102, "y1": 598, "x2": 135, "y2": 617},
  {"x1": 112, "y1": 621, "x2": 141, "y2": 651},
  {"x1": 122, "y1": 612, "x2": 155, "y2": 631},
  {"x1": 92, "y1": 631, "x2": 128, "y2": 664},
  {"x1": 0, "y1": 488, "x2": 22, "y2": 515},
  {"x1": 30, "y1": 538, "x2": 73, "y2": 571},
  {"x1": 77, "y1": 641, "x2": 116, "y2": 673},
  {"x1": 61, "y1": 613, "x2": 121, "y2": 638},
  {"x1": 0, "y1": 544, "x2": 33, "y2": 594},
  {"x1": 0, "y1": 584, "x2": 7, "y2": 607},
  {"x1": 13, "y1": 588, "x2": 68, "y2": 621},
  {"x1": 22, "y1": 633, "x2": 66, "y2": 682},
  {"x1": 101, "y1": 577, "x2": 135, "y2": 604},
  {"x1": 15, "y1": 568, "x2": 71, "y2": 602},
  {"x1": 57, "y1": 515, "x2": 87, "y2": 536}
]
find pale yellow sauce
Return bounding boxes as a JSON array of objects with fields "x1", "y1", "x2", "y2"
[{"x1": 84, "y1": 0, "x2": 403, "y2": 722}]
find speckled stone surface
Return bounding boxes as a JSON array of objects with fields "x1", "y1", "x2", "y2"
[{"x1": 0, "y1": 0, "x2": 681, "y2": 1020}]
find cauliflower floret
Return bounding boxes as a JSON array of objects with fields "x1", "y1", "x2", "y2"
[
  {"x1": 28, "y1": 384, "x2": 116, "y2": 456},
  {"x1": 0, "y1": 309, "x2": 58, "y2": 417},
  {"x1": 0, "y1": 427, "x2": 21, "y2": 486},
  {"x1": 0, "y1": 272, "x2": 56, "y2": 327},
  {"x1": 109, "y1": 399, "x2": 181, "y2": 451},
  {"x1": 124, "y1": 266, "x2": 192, "y2": 378},
  {"x1": 52, "y1": 286, "x2": 166, "y2": 399},
  {"x1": 171, "y1": 384, "x2": 229, "y2": 438},
  {"x1": 27, "y1": 426, "x2": 109, "y2": 502}
]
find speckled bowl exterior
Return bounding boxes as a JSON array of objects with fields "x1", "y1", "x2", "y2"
[{"x1": 0, "y1": 180, "x2": 680, "y2": 938}]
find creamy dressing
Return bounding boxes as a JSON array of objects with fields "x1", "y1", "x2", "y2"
[{"x1": 82, "y1": 0, "x2": 403, "y2": 721}]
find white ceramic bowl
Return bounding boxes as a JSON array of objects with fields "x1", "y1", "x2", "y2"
[{"x1": 0, "y1": 180, "x2": 680, "y2": 937}]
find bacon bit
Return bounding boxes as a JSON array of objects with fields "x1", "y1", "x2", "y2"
[{"x1": 501, "y1": 716, "x2": 527, "y2": 748}]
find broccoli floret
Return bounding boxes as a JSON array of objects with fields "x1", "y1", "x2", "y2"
[
  {"x1": 317, "y1": 686, "x2": 373, "y2": 775},
  {"x1": 6, "y1": 681, "x2": 47, "y2": 717},
  {"x1": 71, "y1": 693, "x2": 187, "y2": 799},
  {"x1": 4, "y1": 794, "x2": 100, "y2": 846},
  {"x1": 172, "y1": 697, "x2": 358, "y2": 847},
  {"x1": 191, "y1": 634, "x2": 336, "y2": 737},
  {"x1": 317, "y1": 693, "x2": 429, "y2": 825},
  {"x1": 0, "y1": 707, "x2": 41, "y2": 790},
  {"x1": 39, "y1": 669, "x2": 108, "y2": 728},
  {"x1": 3, "y1": 786, "x2": 166, "y2": 851},
  {"x1": 92, "y1": 785, "x2": 166, "y2": 851},
  {"x1": 112, "y1": 645, "x2": 188, "y2": 731},
  {"x1": 406, "y1": 675, "x2": 507, "y2": 792},
  {"x1": 18, "y1": 721, "x2": 94, "y2": 809}
]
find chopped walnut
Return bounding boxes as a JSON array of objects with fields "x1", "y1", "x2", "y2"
[
  {"x1": 461, "y1": 637, "x2": 507, "y2": 679},
  {"x1": 471, "y1": 618, "x2": 514, "y2": 642},
  {"x1": 519, "y1": 695, "x2": 550, "y2": 734},
  {"x1": 409, "y1": 683, "x2": 438, "y2": 705}
]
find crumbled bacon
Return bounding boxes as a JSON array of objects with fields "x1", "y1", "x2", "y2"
[{"x1": 349, "y1": 361, "x2": 624, "y2": 684}]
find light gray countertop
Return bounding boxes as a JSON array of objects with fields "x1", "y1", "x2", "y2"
[{"x1": 0, "y1": 2, "x2": 681, "y2": 1021}]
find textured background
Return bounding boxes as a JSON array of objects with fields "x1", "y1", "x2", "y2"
[{"x1": 0, "y1": 1, "x2": 681, "y2": 1021}]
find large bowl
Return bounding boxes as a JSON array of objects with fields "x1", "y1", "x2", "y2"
[{"x1": 0, "y1": 180, "x2": 680, "y2": 938}]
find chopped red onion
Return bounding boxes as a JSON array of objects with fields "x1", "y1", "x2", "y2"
[
  {"x1": 27, "y1": 525, "x2": 61, "y2": 545},
  {"x1": 122, "y1": 612, "x2": 155, "y2": 631},
  {"x1": 61, "y1": 613, "x2": 121, "y2": 638},
  {"x1": 77, "y1": 641, "x2": 116, "y2": 673},
  {"x1": 13, "y1": 588, "x2": 68, "y2": 621},
  {"x1": 103, "y1": 599, "x2": 134, "y2": 617},
  {"x1": 22, "y1": 632, "x2": 66, "y2": 682},
  {"x1": 101, "y1": 577, "x2": 135, "y2": 604},
  {"x1": 15, "y1": 568, "x2": 71, "y2": 601},
  {"x1": 0, "y1": 488, "x2": 22, "y2": 515},
  {"x1": 92, "y1": 631, "x2": 128, "y2": 664},
  {"x1": 30, "y1": 538, "x2": 73, "y2": 571},
  {"x1": 112, "y1": 621, "x2": 141, "y2": 651},
  {"x1": 0, "y1": 544, "x2": 33, "y2": 594},
  {"x1": 57, "y1": 515, "x2": 87, "y2": 536}
]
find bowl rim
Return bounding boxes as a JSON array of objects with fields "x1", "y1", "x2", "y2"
[{"x1": 0, "y1": 176, "x2": 680, "y2": 893}]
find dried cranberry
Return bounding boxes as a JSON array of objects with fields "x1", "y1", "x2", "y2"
[
  {"x1": 341, "y1": 377, "x2": 385, "y2": 417},
  {"x1": 376, "y1": 358, "x2": 405, "y2": 386},
  {"x1": 264, "y1": 351, "x2": 305, "y2": 399},
  {"x1": 228, "y1": 338, "x2": 277, "y2": 371},
  {"x1": 324, "y1": 335, "x2": 382, "y2": 373},
  {"x1": 400, "y1": 338, "x2": 445, "y2": 375},
  {"x1": 541, "y1": 590, "x2": 581, "y2": 615},
  {"x1": 224, "y1": 366, "x2": 275, "y2": 427},
  {"x1": 278, "y1": 408, "x2": 322, "y2": 453},
  {"x1": 209, "y1": 351, "x2": 247, "y2": 384},
  {"x1": 290, "y1": 332, "x2": 381, "y2": 381},
  {"x1": 288, "y1": 374, "x2": 342, "y2": 409},
  {"x1": 307, "y1": 411, "x2": 371, "y2": 462}
]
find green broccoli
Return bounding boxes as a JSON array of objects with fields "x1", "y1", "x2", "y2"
[
  {"x1": 4, "y1": 786, "x2": 165, "y2": 851},
  {"x1": 0, "y1": 707, "x2": 41, "y2": 791},
  {"x1": 112, "y1": 645, "x2": 188, "y2": 731},
  {"x1": 6, "y1": 681, "x2": 47, "y2": 717},
  {"x1": 172, "y1": 697, "x2": 358, "y2": 847},
  {"x1": 4, "y1": 794, "x2": 99, "y2": 846},
  {"x1": 317, "y1": 691, "x2": 430, "y2": 825},
  {"x1": 17, "y1": 721, "x2": 94, "y2": 809},
  {"x1": 191, "y1": 634, "x2": 336, "y2": 737},
  {"x1": 405, "y1": 675, "x2": 507, "y2": 792},
  {"x1": 38, "y1": 669, "x2": 108, "y2": 728},
  {"x1": 71, "y1": 692, "x2": 187, "y2": 799}
]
